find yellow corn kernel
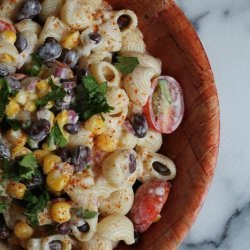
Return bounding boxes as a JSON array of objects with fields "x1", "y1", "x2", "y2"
[
  {"x1": 95, "y1": 134, "x2": 118, "y2": 152},
  {"x1": 5, "y1": 99, "x2": 20, "y2": 117},
  {"x1": 43, "y1": 155, "x2": 62, "y2": 175},
  {"x1": 84, "y1": 115, "x2": 106, "y2": 136},
  {"x1": 56, "y1": 111, "x2": 70, "y2": 140},
  {"x1": 14, "y1": 221, "x2": 34, "y2": 240},
  {"x1": 7, "y1": 182, "x2": 27, "y2": 200},
  {"x1": 61, "y1": 31, "x2": 80, "y2": 49},
  {"x1": 27, "y1": 92, "x2": 38, "y2": 101},
  {"x1": 46, "y1": 169, "x2": 70, "y2": 192},
  {"x1": 24, "y1": 100, "x2": 36, "y2": 112},
  {"x1": 6, "y1": 129, "x2": 27, "y2": 147},
  {"x1": 0, "y1": 30, "x2": 17, "y2": 44},
  {"x1": 33, "y1": 150, "x2": 51, "y2": 164},
  {"x1": 50, "y1": 201, "x2": 71, "y2": 223},
  {"x1": 36, "y1": 80, "x2": 50, "y2": 97},
  {"x1": 44, "y1": 101, "x2": 54, "y2": 110},
  {"x1": 12, "y1": 146, "x2": 31, "y2": 159},
  {"x1": 42, "y1": 142, "x2": 57, "y2": 152},
  {"x1": 0, "y1": 53, "x2": 13, "y2": 63},
  {"x1": 14, "y1": 90, "x2": 28, "y2": 105}
]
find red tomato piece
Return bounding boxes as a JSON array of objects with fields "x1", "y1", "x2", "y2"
[
  {"x1": 129, "y1": 179, "x2": 171, "y2": 233},
  {"x1": 0, "y1": 20, "x2": 16, "y2": 33},
  {"x1": 143, "y1": 76, "x2": 184, "y2": 134}
]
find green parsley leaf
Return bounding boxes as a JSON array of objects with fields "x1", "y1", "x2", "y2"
[
  {"x1": 35, "y1": 87, "x2": 66, "y2": 108},
  {"x1": 19, "y1": 153, "x2": 39, "y2": 180},
  {"x1": 0, "y1": 203, "x2": 7, "y2": 213},
  {"x1": 24, "y1": 191, "x2": 50, "y2": 227},
  {"x1": 114, "y1": 56, "x2": 139, "y2": 74},
  {"x1": 1, "y1": 154, "x2": 39, "y2": 182},
  {"x1": 6, "y1": 119, "x2": 22, "y2": 130},
  {"x1": 25, "y1": 54, "x2": 43, "y2": 76},
  {"x1": 72, "y1": 208, "x2": 98, "y2": 219},
  {"x1": 24, "y1": 190, "x2": 38, "y2": 204},
  {"x1": 76, "y1": 76, "x2": 114, "y2": 121},
  {"x1": 48, "y1": 122, "x2": 67, "y2": 148},
  {"x1": 0, "y1": 78, "x2": 12, "y2": 120}
]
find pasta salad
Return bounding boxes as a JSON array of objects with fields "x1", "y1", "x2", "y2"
[{"x1": 0, "y1": 0, "x2": 184, "y2": 249}]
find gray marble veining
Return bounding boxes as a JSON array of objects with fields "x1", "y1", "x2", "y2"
[{"x1": 175, "y1": 0, "x2": 250, "y2": 249}]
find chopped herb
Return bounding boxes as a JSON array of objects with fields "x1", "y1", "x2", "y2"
[
  {"x1": 6, "y1": 119, "x2": 22, "y2": 130},
  {"x1": 0, "y1": 78, "x2": 11, "y2": 120},
  {"x1": 0, "y1": 203, "x2": 7, "y2": 213},
  {"x1": 24, "y1": 190, "x2": 38, "y2": 204},
  {"x1": 24, "y1": 191, "x2": 50, "y2": 227},
  {"x1": 1, "y1": 154, "x2": 39, "y2": 182},
  {"x1": 72, "y1": 208, "x2": 98, "y2": 219},
  {"x1": 76, "y1": 76, "x2": 113, "y2": 121},
  {"x1": 48, "y1": 122, "x2": 67, "y2": 148},
  {"x1": 35, "y1": 86, "x2": 66, "y2": 108},
  {"x1": 25, "y1": 54, "x2": 43, "y2": 76},
  {"x1": 19, "y1": 153, "x2": 39, "y2": 180},
  {"x1": 114, "y1": 56, "x2": 139, "y2": 74}
]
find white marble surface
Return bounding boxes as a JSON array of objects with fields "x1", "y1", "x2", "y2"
[{"x1": 175, "y1": 0, "x2": 250, "y2": 249}]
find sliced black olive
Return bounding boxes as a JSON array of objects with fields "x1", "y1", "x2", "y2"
[
  {"x1": 152, "y1": 162, "x2": 171, "y2": 176},
  {"x1": 0, "y1": 64, "x2": 9, "y2": 77},
  {"x1": 15, "y1": 33, "x2": 28, "y2": 53},
  {"x1": 129, "y1": 154, "x2": 136, "y2": 174},
  {"x1": 130, "y1": 114, "x2": 148, "y2": 138},
  {"x1": 117, "y1": 15, "x2": 131, "y2": 30},
  {"x1": 88, "y1": 32, "x2": 102, "y2": 44},
  {"x1": 16, "y1": 0, "x2": 41, "y2": 21},
  {"x1": 77, "y1": 223, "x2": 90, "y2": 233}
]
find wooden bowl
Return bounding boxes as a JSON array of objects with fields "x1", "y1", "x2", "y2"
[{"x1": 107, "y1": 0, "x2": 220, "y2": 249}]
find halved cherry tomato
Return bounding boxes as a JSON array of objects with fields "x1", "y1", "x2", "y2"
[
  {"x1": 129, "y1": 179, "x2": 171, "y2": 233},
  {"x1": 0, "y1": 20, "x2": 16, "y2": 33},
  {"x1": 143, "y1": 76, "x2": 184, "y2": 134}
]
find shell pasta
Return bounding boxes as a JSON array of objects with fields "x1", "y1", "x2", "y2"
[{"x1": 0, "y1": 0, "x2": 185, "y2": 249}]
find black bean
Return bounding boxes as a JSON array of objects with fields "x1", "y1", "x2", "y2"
[
  {"x1": 3, "y1": 76, "x2": 21, "y2": 92},
  {"x1": 45, "y1": 37, "x2": 58, "y2": 44},
  {"x1": 16, "y1": 0, "x2": 41, "y2": 21},
  {"x1": 37, "y1": 41, "x2": 62, "y2": 62},
  {"x1": 71, "y1": 146, "x2": 91, "y2": 173},
  {"x1": 0, "y1": 142, "x2": 10, "y2": 159},
  {"x1": 49, "y1": 240, "x2": 62, "y2": 250},
  {"x1": 59, "y1": 49, "x2": 79, "y2": 69},
  {"x1": 152, "y1": 162, "x2": 171, "y2": 176},
  {"x1": 25, "y1": 172, "x2": 45, "y2": 191},
  {"x1": 15, "y1": 33, "x2": 28, "y2": 53},
  {"x1": 0, "y1": 223, "x2": 11, "y2": 240},
  {"x1": 28, "y1": 119, "x2": 50, "y2": 141},
  {"x1": 56, "y1": 148, "x2": 71, "y2": 163},
  {"x1": 77, "y1": 223, "x2": 90, "y2": 233},
  {"x1": 75, "y1": 67, "x2": 89, "y2": 83},
  {"x1": 0, "y1": 64, "x2": 9, "y2": 77},
  {"x1": 117, "y1": 15, "x2": 131, "y2": 30},
  {"x1": 64, "y1": 122, "x2": 81, "y2": 135},
  {"x1": 88, "y1": 32, "x2": 102, "y2": 44},
  {"x1": 129, "y1": 154, "x2": 136, "y2": 174},
  {"x1": 56, "y1": 222, "x2": 71, "y2": 235},
  {"x1": 130, "y1": 114, "x2": 148, "y2": 138}
]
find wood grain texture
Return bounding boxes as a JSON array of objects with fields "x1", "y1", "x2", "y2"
[{"x1": 107, "y1": 0, "x2": 220, "y2": 249}]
